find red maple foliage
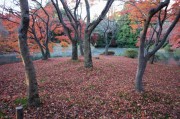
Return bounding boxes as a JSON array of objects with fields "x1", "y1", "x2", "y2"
[{"x1": 124, "y1": 0, "x2": 180, "y2": 49}]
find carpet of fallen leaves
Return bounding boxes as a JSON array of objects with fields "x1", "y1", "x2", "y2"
[{"x1": 0, "y1": 56, "x2": 180, "y2": 119}]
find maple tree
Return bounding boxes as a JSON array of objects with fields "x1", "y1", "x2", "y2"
[
  {"x1": 133, "y1": 0, "x2": 180, "y2": 92},
  {"x1": 28, "y1": 1, "x2": 61, "y2": 60},
  {"x1": 0, "y1": 1, "x2": 71, "y2": 58},
  {"x1": 51, "y1": 0, "x2": 85, "y2": 60},
  {"x1": 123, "y1": 0, "x2": 180, "y2": 49},
  {"x1": 94, "y1": 17, "x2": 117, "y2": 55},
  {"x1": 0, "y1": 14, "x2": 21, "y2": 53}
]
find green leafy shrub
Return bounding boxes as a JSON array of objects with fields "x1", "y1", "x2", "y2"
[
  {"x1": 155, "y1": 53, "x2": 169, "y2": 63},
  {"x1": 164, "y1": 44, "x2": 173, "y2": 52},
  {"x1": 124, "y1": 49, "x2": 138, "y2": 58}
]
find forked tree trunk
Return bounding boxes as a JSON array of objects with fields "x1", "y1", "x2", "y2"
[
  {"x1": 84, "y1": 31, "x2": 93, "y2": 68},
  {"x1": 18, "y1": 0, "x2": 40, "y2": 107},
  {"x1": 72, "y1": 40, "x2": 78, "y2": 60},
  {"x1": 135, "y1": 0, "x2": 180, "y2": 92}
]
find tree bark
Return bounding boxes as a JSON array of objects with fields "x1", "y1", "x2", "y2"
[
  {"x1": 105, "y1": 44, "x2": 109, "y2": 55},
  {"x1": 84, "y1": 0, "x2": 114, "y2": 68},
  {"x1": 72, "y1": 40, "x2": 78, "y2": 60},
  {"x1": 43, "y1": 46, "x2": 50, "y2": 60},
  {"x1": 18, "y1": 0, "x2": 40, "y2": 107},
  {"x1": 84, "y1": 31, "x2": 93, "y2": 68},
  {"x1": 135, "y1": 54, "x2": 147, "y2": 92},
  {"x1": 79, "y1": 39, "x2": 84, "y2": 56},
  {"x1": 149, "y1": 54, "x2": 155, "y2": 64}
]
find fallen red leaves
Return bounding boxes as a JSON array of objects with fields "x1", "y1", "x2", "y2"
[{"x1": 0, "y1": 56, "x2": 179, "y2": 118}]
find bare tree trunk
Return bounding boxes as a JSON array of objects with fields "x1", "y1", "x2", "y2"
[
  {"x1": 84, "y1": 0, "x2": 114, "y2": 68},
  {"x1": 149, "y1": 54, "x2": 155, "y2": 64},
  {"x1": 18, "y1": 0, "x2": 40, "y2": 107},
  {"x1": 84, "y1": 31, "x2": 93, "y2": 68},
  {"x1": 72, "y1": 40, "x2": 78, "y2": 60},
  {"x1": 104, "y1": 33, "x2": 109, "y2": 55},
  {"x1": 79, "y1": 39, "x2": 84, "y2": 56},
  {"x1": 33, "y1": 37, "x2": 46, "y2": 60},
  {"x1": 44, "y1": 46, "x2": 50, "y2": 60},
  {"x1": 135, "y1": 52, "x2": 147, "y2": 92},
  {"x1": 105, "y1": 44, "x2": 109, "y2": 55}
]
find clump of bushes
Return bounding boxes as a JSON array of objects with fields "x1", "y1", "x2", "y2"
[
  {"x1": 124, "y1": 49, "x2": 138, "y2": 58},
  {"x1": 164, "y1": 44, "x2": 173, "y2": 52},
  {"x1": 100, "y1": 51, "x2": 115, "y2": 55}
]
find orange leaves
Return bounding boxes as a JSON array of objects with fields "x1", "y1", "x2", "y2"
[
  {"x1": 56, "y1": 35, "x2": 70, "y2": 43},
  {"x1": 121, "y1": 0, "x2": 163, "y2": 30},
  {"x1": 54, "y1": 26, "x2": 64, "y2": 34},
  {"x1": 60, "y1": 41, "x2": 69, "y2": 47}
]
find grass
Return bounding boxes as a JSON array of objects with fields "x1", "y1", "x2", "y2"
[{"x1": 14, "y1": 97, "x2": 28, "y2": 108}]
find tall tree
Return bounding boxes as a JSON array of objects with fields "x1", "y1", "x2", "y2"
[
  {"x1": 134, "y1": 0, "x2": 180, "y2": 92},
  {"x1": 51, "y1": 0, "x2": 84, "y2": 60},
  {"x1": 18, "y1": 0, "x2": 40, "y2": 106},
  {"x1": 84, "y1": 0, "x2": 114, "y2": 68},
  {"x1": 0, "y1": 2, "x2": 65, "y2": 58},
  {"x1": 116, "y1": 14, "x2": 139, "y2": 48},
  {"x1": 94, "y1": 18, "x2": 117, "y2": 55},
  {"x1": 28, "y1": 1, "x2": 62, "y2": 60}
]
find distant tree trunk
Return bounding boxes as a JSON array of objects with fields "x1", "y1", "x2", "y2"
[
  {"x1": 41, "y1": 49, "x2": 46, "y2": 60},
  {"x1": 18, "y1": 0, "x2": 40, "y2": 107},
  {"x1": 72, "y1": 40, "x2": 78, "y2": 60},
  {"x1": 105, "y1": 44, "x2": 111, "y2": 55},
  {"x1": 104, "y1": 34, "x2": 112, "y2": 56},
  {"x1": 149, "y1": 54, "x2": 155, "y2": 64},
  {"x1": 104, "y1": 33, "x2": 109, "y2": 55},
  {"x1": 32, "y1": 34, "x2": 46, "y2": 60},
  {"x1": 34, "y1": 39, "x2": 46, "y2": 60},
  {"x1": 84, "y1": 31, "x2": 93, "y2": 67},
  {"x1": 43, "y1": 47, "x2": 50, "y2": 60},
  {"x1": 79, "y1": 39, "x2": 84, "y2": 56}
]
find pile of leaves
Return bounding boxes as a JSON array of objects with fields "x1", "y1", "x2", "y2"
[{"x1": 0, "y1": 56, "x2": 179, "y2": 118}]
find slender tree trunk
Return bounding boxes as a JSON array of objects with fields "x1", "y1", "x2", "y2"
[
  {"x1": 105, "y1": 44, "x2": 109, "y2": 55},
  {"x1": 135, "y1": 53, "x2": 147, "y2": 92},
  {"x1": 42, "y1": 46, "x2": 50, "y2": 60},
  {"x1": 104, "y1": 33, "x2": 109, "y2": 55},
  {"x1": 84, "y1": 31, "x2": 93, "y2": 68},
  {"x1": 46, "y1": 47, "x2": 50, "y2": 58},
  {"x1": 36, "y1": 42, "x2": 46, "y2": 60},
  {"x1": 18, "y1": 0, "x2": 40, "y2": 107},
  {"x1": 79, "y1": 39, "x2": 84, "y2": 56},
  {"x1": 41, "y1": 51, "x2": 46, "y2": 60},
  {"x1": 72, "y1": 40, "x2": 78, "y2": 60},
  {"x1": 149, "y1": 54, "x2": 155, "y2": 64}
]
